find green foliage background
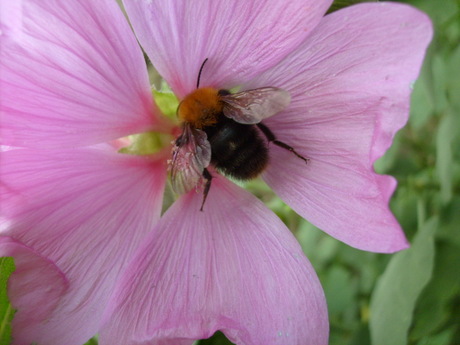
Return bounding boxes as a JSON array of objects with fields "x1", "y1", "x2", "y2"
[{"x1": 1, "y1": 0, "x2": 459, "y2": 344}]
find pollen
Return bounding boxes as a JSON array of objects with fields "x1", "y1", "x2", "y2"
[{"x1": 177, "y1": 87, "x2": 223, "y2": 128}]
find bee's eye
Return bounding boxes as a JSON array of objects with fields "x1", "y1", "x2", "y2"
[{"x1": 218, "y1": 89, "x2": 231, "y2": 96}]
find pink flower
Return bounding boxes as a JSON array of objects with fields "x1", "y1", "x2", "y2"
[{"x1": 0, "y1": 1, "x2": 432, "y2": 345}]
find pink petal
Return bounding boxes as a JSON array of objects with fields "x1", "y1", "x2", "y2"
[
  {"x1": 0, "y1": 0, "x2": 161, "y2": 148},
  {"x1": 0, "y1": 148, "x2": 166, "y2": 345},
  {"x1": 245, "y1": 3, "x2": 432, "y2": 252},
  {"x1": 0, "y1": 237, "x2": 68, "y2": 340},
  {"x1": 100, "y1": 177, "x2": 328, "y2": 345},
  {"x1": 123, "y1": 0, "x2": 332, "y2": 97}
]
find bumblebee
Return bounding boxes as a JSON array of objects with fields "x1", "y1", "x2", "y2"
[{"x1": 169, "y1": 60, "x2": 307, "y2": 210}]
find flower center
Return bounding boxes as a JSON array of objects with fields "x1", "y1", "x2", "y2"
[
  {"x1": 119, "y1": 131, "x2": 172, "y2": 156},
  {"x1": 119, "y1": 89, "x2": 180, "y2": 156}
]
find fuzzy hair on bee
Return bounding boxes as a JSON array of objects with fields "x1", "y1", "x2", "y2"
[{"x1": 169, "y1": 59, "x2": 308, "y2": 210}]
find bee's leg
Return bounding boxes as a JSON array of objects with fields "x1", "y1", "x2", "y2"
[
  {"x1": 256, "y1": 122, "x2": 309, "y2": 163},
  {"x1": 200, "y1": 168, "x2": 213, "y2": 211}
]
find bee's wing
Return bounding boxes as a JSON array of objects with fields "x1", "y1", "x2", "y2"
[
  {"x1": 169, "y1": 124, "x2": 211, "y2": 195},
  {"x1": 220, "y1": 87, "x2": 290, "y2": 124}
]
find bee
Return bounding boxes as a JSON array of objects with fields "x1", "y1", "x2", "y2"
[{"x1": 170, "y1": 59, "x2": 308, "y2": 210}]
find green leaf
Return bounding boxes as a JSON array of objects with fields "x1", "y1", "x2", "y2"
[
  {"x1": 327, "y1": 0, "x2": 378, "y2": 14},
  {"x1": 410, "y1": 241, "x2": 460, "y2": 340},
  {"x1": 347, "y1": 323, "x2": 371, "y2": 345},
  {"x1": 416, "y1": 328, "x2": 456, "y2": 345},
  {"x1": 0, "y1": 258, "x2": 15, "y2": 345},
  {"x1": 437, "y1": 197, "x2": 460, "y2": 247},
  {"x1": 431, "y1": 53, "x2": 449, "y2": 113},
  {"x1": 447, "y1": 45, "x2": 460, "y2": 109},
  {"x1": 436, "y1": 111, "x2": 457, "y2": 203},
  {"x1": 408, "y1": 64, "x2": 435, "y2": 130},
  {"x1": 323, "y1": 266, "x2": 355, "y2": 315},
  {"x1": 369, "y1": 217, "x2": 437, "y2": 345},
  {"x1": 389, "y1": 187, "x2": 419, "y2": 239},
  {"x1": 408, "y1": 0, "x2": 458, "y2": 28},
  {"x1": 297, "y1": 220, "x2": 340, "y2": 270}
]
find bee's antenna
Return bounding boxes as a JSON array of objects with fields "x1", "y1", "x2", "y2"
[{"x1": 196, "y1": 58, "x2": 208, "y2": 89}]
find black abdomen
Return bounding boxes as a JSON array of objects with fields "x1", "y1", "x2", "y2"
[{"x1": 203, "y1": 115, "x2": 268, "y2": 180}]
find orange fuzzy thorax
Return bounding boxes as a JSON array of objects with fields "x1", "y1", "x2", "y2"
[{"x1": 177, "y1": 87, "x2": 223, "y2": 128}]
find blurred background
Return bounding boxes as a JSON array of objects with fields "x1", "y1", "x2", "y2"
[{"x1": 1, "y1": 0, "x2": 459, "y2": 344}]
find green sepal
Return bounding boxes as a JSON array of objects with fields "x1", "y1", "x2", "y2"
[
  {"x1": 153, "y1": 86, "x2": 179, "y2": 120},
  {"x1": 0, "y1": 257, "x2": 16, "y2": 345}
]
